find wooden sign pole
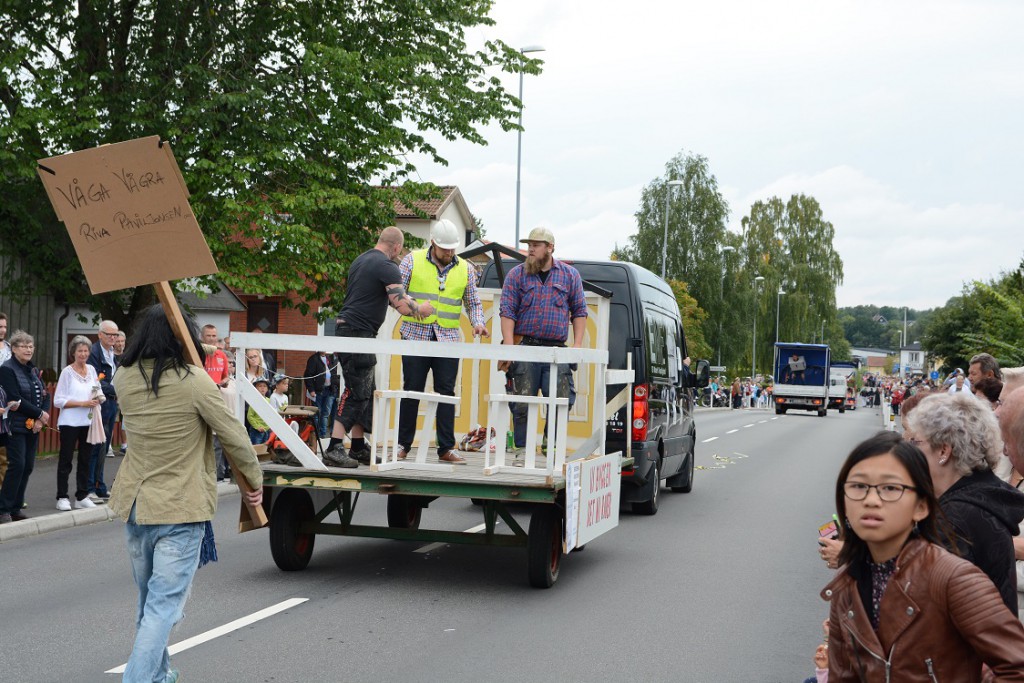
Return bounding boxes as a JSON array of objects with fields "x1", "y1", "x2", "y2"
[{"x1": 154, "y1": 281, "x2": 268, "y2": 530}]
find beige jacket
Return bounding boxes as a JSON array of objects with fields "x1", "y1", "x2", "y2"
[{"x1": 109, "y1": 361, "x2": 262, "y2": 524}]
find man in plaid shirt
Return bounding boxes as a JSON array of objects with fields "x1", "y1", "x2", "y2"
[
  {"x1": 396, "y1": 220, "x2": 487, "y2": 464},
  {"x1": 499, "y1": 227, "x2": 587, "y2": 463}
]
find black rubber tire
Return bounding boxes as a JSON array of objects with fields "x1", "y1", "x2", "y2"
[
  {"x1": 387, "y1": 495, "x2": 422, "y2": 529},
  {"x1": 632, "y1": 460, "x2": 660, "y2": 515},
  {"x1": 527, "y1": 506, "x2": 563, "y2": 588},
  {"x1": 669, "y1": 444, "x2": 695, "y2": 494},
  {"x1": 269, "y1": 489, "x2": 316, "y2": 572},
  {"x1": 839, "y1": 406, "x2": 846, "y2": 414},
  {"x1": 818, "y1": 409, "x2": 827, "y2": 417},
  {"x1": 775, "y1": 407, "x2": 785, "y2": 415}
]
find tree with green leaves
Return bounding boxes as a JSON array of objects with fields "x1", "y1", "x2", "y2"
[
  {"x1": 740, "y1": 194, "x2": 844, "y2": 375},
  {"x1": 614, "y1": 151, "x2": 731, "y2": 361},
  {"x1": 668, "y1": 280, "x2": 711, "y2": 361},
  {"x1": 0, "y1": 0, "x2": 535, "y2": 328}
]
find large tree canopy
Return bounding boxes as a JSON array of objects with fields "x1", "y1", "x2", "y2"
[{"x1": 0, "y1": 0, "x2": 535, "y2": 326}]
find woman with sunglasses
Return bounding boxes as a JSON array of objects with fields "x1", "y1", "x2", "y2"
[{"x1": 823, "y1": 431, "x2": 1024, "y2": 681}]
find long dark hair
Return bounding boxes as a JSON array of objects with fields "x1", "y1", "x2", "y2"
[
  {"x1": 119, "y1": 304, "x2": 204, "y2": 396},
  {"x1": 835, "y1": 431, "x2": 947, "y2": 567}
]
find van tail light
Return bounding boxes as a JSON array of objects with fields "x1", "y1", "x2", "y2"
[{"x1": 632, "y1": 384, "x2": 649, "y2": 442}]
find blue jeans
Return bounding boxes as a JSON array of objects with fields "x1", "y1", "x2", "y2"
[
  {"x1": 314, "y1": 390, "x2": 337, "y2": 438},
  {"x1": 247, "y1": 426, "x2": 270, "y2": 445},
  {"x1": 0, "y1": 430, "x2": 37, "y2": 514},
  {"x1": 89, "y1": 399, "x2": 118, "y2": 495},
  {"x1": 123, "y1": 505, "x2": 203, "y2": 683}
]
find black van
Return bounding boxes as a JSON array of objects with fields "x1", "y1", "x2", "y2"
[{"x1": 479, "y1": 259, "x2": 710, "y2": 515}]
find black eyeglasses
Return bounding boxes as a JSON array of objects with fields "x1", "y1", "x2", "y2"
[{"x1": 844, "y1": 482, "x2": 917, "y2": 502}]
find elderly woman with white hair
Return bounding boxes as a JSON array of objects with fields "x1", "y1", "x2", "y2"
[{"x1": 904, "y1": 392, "x2": 1024, "y2": 614}]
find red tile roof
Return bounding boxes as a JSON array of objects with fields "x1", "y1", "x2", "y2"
[{"x1": 389, "y1": 185, "x2": 458, "y2": 219}]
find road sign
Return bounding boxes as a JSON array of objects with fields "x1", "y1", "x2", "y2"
[{"x1": 931, "y1": 370, "x2": 939, "y2": 380}]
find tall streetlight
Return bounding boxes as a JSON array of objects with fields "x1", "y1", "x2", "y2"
[
  {"x1": 514, "y1": 45, "x2": 545, "y2": 245},
  {"x1": 775, "y1": 288, "x2": 786, "y2": 345},
  {"x1": 752, "y1": 275, "x2": 765, "y2": 379},
  {"x1": 661, "y1": 179, "x2": 685, "y2": 279},
  {"x1": 717, "y1": 245, "x2": 735, "y2": 367}
]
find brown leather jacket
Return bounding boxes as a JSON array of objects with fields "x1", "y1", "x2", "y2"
[{"x1": 821, "y1": 539, "x2": 1024, "y2": 682}]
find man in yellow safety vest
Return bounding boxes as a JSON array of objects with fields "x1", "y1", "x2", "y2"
[{"x1": 396, "y1": 219, "x2": 487, "y2": 464}]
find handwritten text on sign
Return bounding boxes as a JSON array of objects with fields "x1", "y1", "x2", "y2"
[
  {"x1": 37, "y1": 135, "x2": 217, "y2": 294},
  {"x1": 574, "y1": 452, "x2": 621, "y2": 547}
]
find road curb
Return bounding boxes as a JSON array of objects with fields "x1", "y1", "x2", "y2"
[{"x1": 0, "y1": 482, "x2": 241, "y2": 543}]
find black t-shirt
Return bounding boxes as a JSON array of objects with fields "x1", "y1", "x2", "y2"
[{"x1": 336, "y1": 248, "x2": 402, "y2": 334}]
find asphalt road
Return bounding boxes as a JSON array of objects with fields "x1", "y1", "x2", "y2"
[{"x1": 0, "y1": 404, "x2": 890, "y2": 683}]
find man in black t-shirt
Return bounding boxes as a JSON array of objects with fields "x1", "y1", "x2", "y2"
[{"x1": 324, "y1": 226, "x2": 433, "y2": 468}]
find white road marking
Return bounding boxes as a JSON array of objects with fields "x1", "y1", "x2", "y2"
[
  {"x1": 758, "y1": 420, "x2": 767, "y2": 424},
  {"x1": 726, "y1": 429, "x2": 738, "y2": 434},
  {"x1": 105, "y1": 598, "x2": 309, "y2": 674},
  {"x1": 770, "y1": 417, "x2": 779, "y2": 420},
  {"x1": 734, "y1": 452, "x2": 750, "y2": 458},
  {"x1": 414, "y1": 521, "x2": 494, "y2": 554},
  {"x1": 702, "y1": 436, "x2": 718, "y2": 443},
  {"x1": 743, "y1": 424, "x2": 754, "y2": 428}
]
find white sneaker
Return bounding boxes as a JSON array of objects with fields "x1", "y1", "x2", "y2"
[
  {"x1": 106, "y1": 448, "x2": 115, "y2": 458},
  {"x1": 75, "y1": 497, "x2": 97, "y2": 509},
  {"x1": 56, "y1": 498, "x2": 72, "y2": 512}
]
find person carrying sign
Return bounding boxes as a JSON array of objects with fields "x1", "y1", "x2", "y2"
[
  {"x1": 323, "y1": 227, "x2": 434, "y2": 468},
  {"x1": 499, "y1": 227, "x2": 587, "y2": 464},
  {"x1": 395, "y1": 220, "x2": 487, "y2": 464}
]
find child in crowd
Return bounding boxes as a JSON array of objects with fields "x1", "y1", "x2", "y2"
[
  {"x1": 270, "y1": 375, "x2": 290, "y2": 413},
  {"x1": 822, "y1": 432, "x2": 1024, "y2": 680},
  {"x1": 246, "y1": 377, "x2": 271, "y2": 445}
]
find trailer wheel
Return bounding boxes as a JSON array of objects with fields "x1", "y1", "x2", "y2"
[
  {"x1": 527, "y1": 506, "x2": 563, "y2": 588},
  {"x1": 387, "y1": 495, "x2": 422, "y2": 529},
  {"x1": 818, "y1": 409, "x2": 827, "y2": 417},
  {"x1": 775, "y1": 406, "x2": 786, "y2": 415},
  {"x1": 269, "y1": 489, "x2": 316, "y2": 572},
  {"x1": 839, "y1": 405, "x2": 846, "y2": 414}
]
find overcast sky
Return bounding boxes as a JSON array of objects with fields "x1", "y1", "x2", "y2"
[{"x1": 410, "y1": 0, "x2": 1024, "y2": 310}]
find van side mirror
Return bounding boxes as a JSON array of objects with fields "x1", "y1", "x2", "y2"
[{"x1": 688, "y1": 359, "x2": 710, "y2": 388}]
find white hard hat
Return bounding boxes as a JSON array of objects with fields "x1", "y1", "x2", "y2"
[{"x1": 430, "y1": 219, "x2": 460, "y2": 250}]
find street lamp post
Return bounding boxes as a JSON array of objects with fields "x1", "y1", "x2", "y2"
[
  {"x1": 717, "y1": 245, "x2": 735, "y2": 367},
  {"x1": 661, "y1": 179, "x2": 685, "y2": 279},
  {"x1": 775, "y1": 288, "x2": 785, "y2": 345},
  {"x1": 752, "y1": 275, "x2": 765, "y2": 380},
  {"x1": 514, "y1": 45, "x2": 545, "y2": 245}
]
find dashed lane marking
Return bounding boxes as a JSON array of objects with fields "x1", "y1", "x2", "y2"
[
  {"x1": 726, "y1": 429, "x2": 738, "y2": 434},
  {"x1": 758, "y1": 420, "x2": 767, "y2": 424},
  {"x1": 743, "y1": 424, "x2": 754, "y2": 428},
  {"x1": 414, "y1": 521, "x2": 495, "y2": 554},
  {"x1": 702, "y1": 436, "x2": 719, "y2": 443},
  {"x1": 105, "y1": 598, "x2": 309, "y2": 674}
]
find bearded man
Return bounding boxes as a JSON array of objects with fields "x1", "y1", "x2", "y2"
[{"x1": 498, "y1": 227, "x2": 587, "y2": 464}]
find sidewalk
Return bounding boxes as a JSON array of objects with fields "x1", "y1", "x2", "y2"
[{"x1": 0, "y1": 449, "x2": 240, "y2": 542}]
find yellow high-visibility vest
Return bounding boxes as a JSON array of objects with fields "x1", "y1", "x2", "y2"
[{"x1": 402, "y1": 250, "x2": 469, "y2": 328}]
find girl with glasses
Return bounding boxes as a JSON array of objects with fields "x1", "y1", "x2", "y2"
[{"x1": 822, "y1": 431, "x2": 1024, "y2": 681}]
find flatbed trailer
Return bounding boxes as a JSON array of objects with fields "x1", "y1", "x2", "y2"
[
  {"x1": 261, "y1": 449, "x2": 632, "y2": 588},
  {"x1": 232, "y1": 286, "x2": 633, "y2": 588}
]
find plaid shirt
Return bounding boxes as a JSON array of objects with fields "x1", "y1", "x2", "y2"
[
  {"x1": 499, "y1": 259, "x2": 587, "y2": 343},
  {"x1": 399, "y1": 250, "x2": 484, "y2": 342}
]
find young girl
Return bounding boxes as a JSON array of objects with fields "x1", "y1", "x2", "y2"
[{"x1": 823, "y1": 431, "x2": 1024, "y2": 681}]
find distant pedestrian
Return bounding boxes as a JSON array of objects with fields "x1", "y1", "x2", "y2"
[
  {"x1": 0, "y1": 312, "x2": 11, "y2": 365},
  {"x1": 52, "y1": 336, "x2": 103, "y2": 511},
  {"x1": 87, "y1": 320, "x2": 120, "y2": 498},
  {"x1": 0, "y1": 330, "x2": 50, "y2": 524},
  {"x1": 304, "y1": 351, "x2": 336, "y2": 438},
  {"x1": 110, "y1": 305, "x2": 263, "y2": 683}
]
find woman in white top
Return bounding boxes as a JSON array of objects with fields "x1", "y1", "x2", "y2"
[{"x1": 53, "y1": 336, "x2": 102, "y2": 510}]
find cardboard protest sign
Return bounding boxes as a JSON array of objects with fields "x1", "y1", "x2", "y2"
[{"x1": 37, "y1": 135, "x2": 217, "y2": 294}]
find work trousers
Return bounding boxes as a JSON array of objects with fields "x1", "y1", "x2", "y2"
[
  {"x1": 57, "y1": 424, "x2": 91, "y2": 501},
  {"x1": 505, "y1": 361, "x2": 573, "y2": 449},
  {"x1": 398, "y1": 354, "x2": 459, "y2": 454},
  {"x1": 0, "y1": 430, "x2": 37, "y2": 515}
]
